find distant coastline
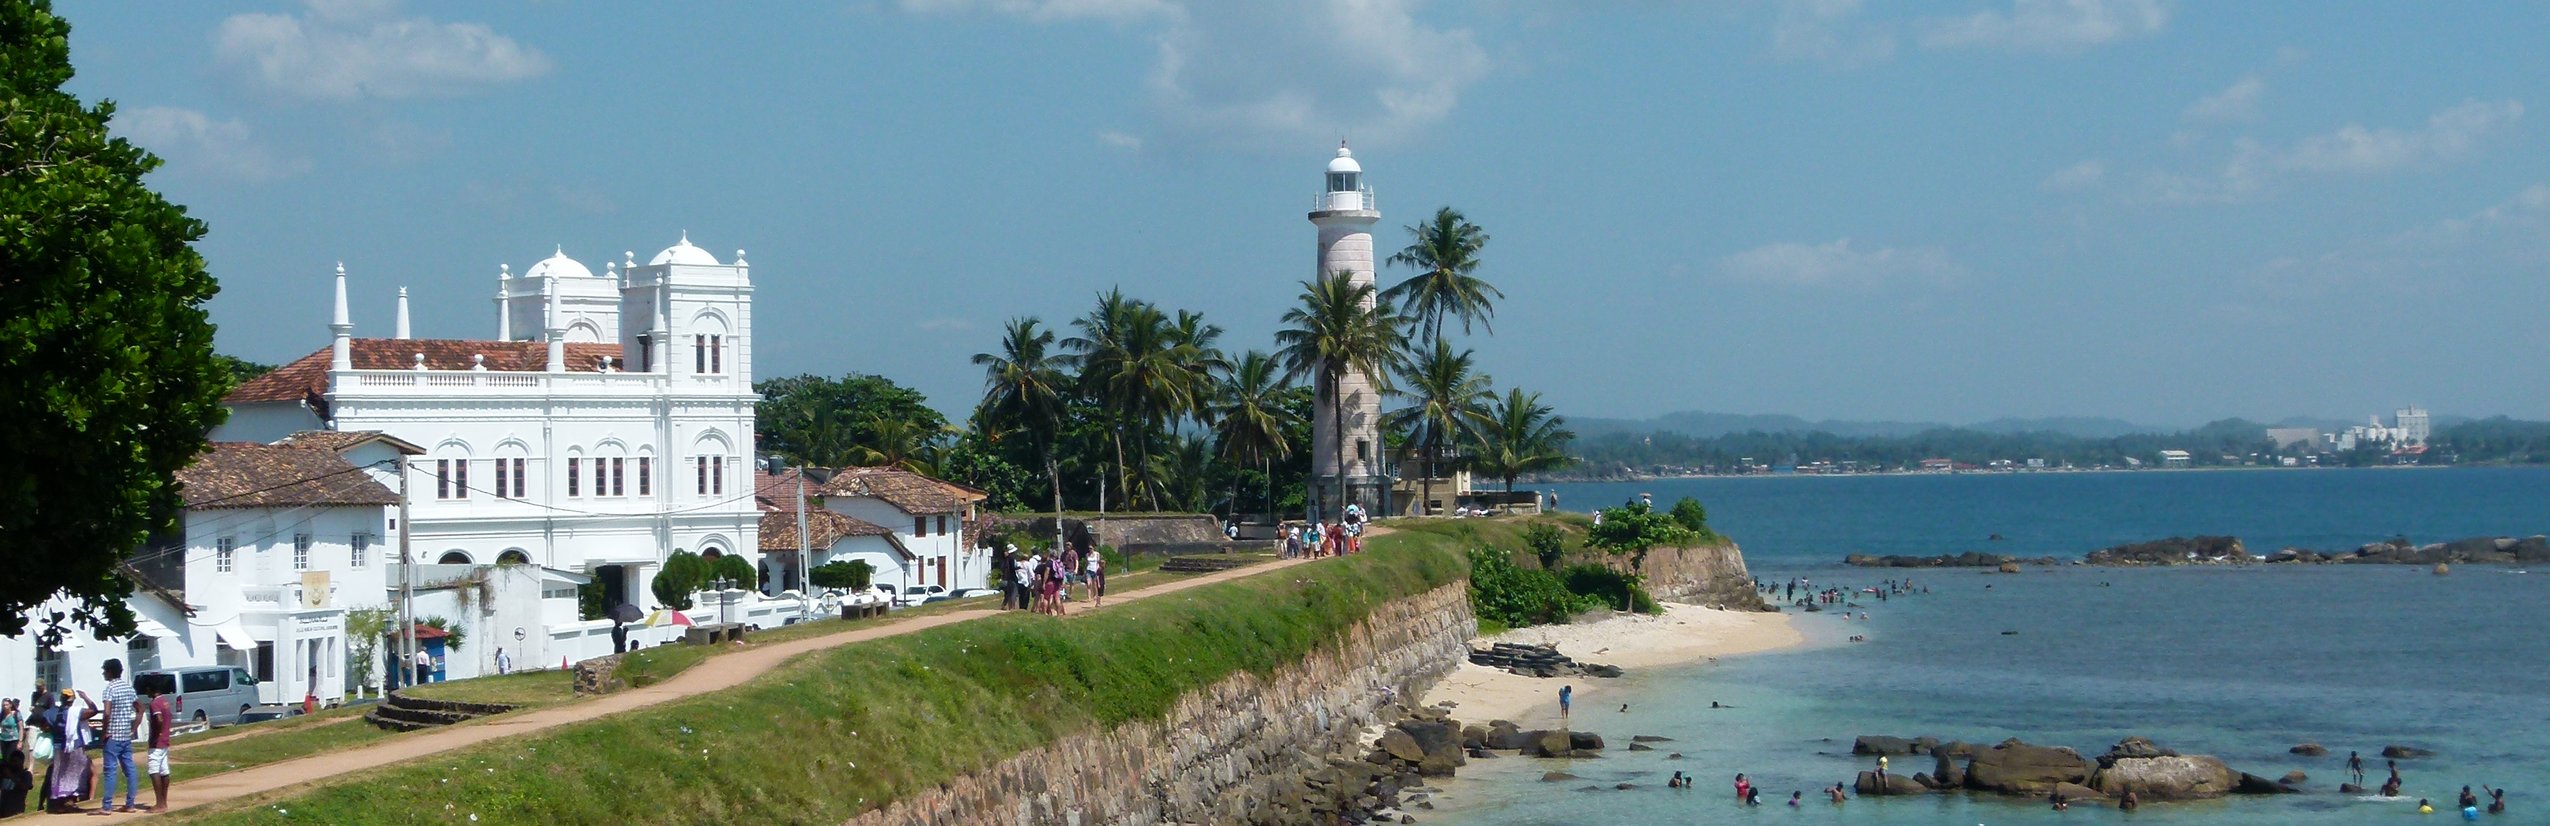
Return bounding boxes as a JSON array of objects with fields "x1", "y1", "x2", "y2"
[{"x1": 1533, "y1": 463, "x2": 2472, "y2": 485}]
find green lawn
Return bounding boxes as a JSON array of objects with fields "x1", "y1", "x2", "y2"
[
  {"x1": 401, "y1": 669, "x2": 579, "y2": 709},
  {"x1": 170, "y1": 718, "x2": 399, "y2": 782},
  {"x1": 167, "y1": 535, "x2": 1462, "y2": 824}
]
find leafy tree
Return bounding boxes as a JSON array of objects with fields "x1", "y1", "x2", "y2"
[
  {"x1": 1385, "y1": 338, "x2": 1491, "y2": 516},
  {"x1": 1274, "y1": 272, "x2": 1404, "y2": 518},
  {"x1": 345, "y1": 606, "x2": 394, "y2": 693},
  {"x1": 973, "y1": 316, "x2": 1069, "y2": 520},
  {"x1": 1210, "y1": 350, "x2": 1296, "y2": 520},
  {"x1": 1470, "y1": 388, "x2": 1574, "y2": 509},
  {"x1": 707, "y1": 553, "x2": 756, "y2": 590},
  {"x1": 417, "y1": 615, "x2": 466, "y2": 652},
  {"x1": 755, "y1": 373, "x2": 946, "y2": 469},
  {"x1": 1586, "y1": 499, "x2": 1695, "y2": 583},
  {"x1": 1466, "y1": 547, "x2": 1593, "y2": 628},
  {"x1": 809, "y1": 560, "x2": 875, "y2": 590},
  {"x1": 935, "y1": 433, "x2": 1034, "y2": 511},
  {"x1": 1, "y1": 1, "x2": 232, "y2": 641},
  {"x1": 653, "y1": 550, "x2": 707, "y2": 610},
  {"x1": 213, "y1": 353, "x2": 274, "y2": 389},
  {"x1": 1384, "y1": 206, "x2": 1504, "y2": 342},
  {"x1": 1666, "y1": 496, "x2": 1714, "y2": 539},
  {"x1": 1524, "y1": 522, "x2": 1567, "y2": 570}
]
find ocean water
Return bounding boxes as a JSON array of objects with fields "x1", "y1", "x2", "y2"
[{"x1": 1425, "y1": 468, "x2": 2550, "y2": 824}]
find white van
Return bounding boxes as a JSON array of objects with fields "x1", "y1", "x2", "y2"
[{"x1": 135, "y1": 666, "x2": 264, "y2": 727}]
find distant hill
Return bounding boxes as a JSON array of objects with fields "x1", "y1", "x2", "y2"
[{"x1": 1575, "y1": 411, "x2": 2164, "y2": 440}]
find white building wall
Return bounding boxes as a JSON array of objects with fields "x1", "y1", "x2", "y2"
[
  {"x1": 821, "y1": 498, "x2": 981, "y2": 591},
  {"x1": 212, "y1": 402, "x2": 326, "y2": 445}
]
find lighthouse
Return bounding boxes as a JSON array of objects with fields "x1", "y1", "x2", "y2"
[{"x1": 1308, "y1": 142, "x2": 1387, "y2": 518}]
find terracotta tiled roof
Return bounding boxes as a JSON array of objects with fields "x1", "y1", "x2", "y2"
[
  {"x1": 226, "y1": 339, "x2": 627, "y2": 404},
  {"x1": 817, "y1": 466, "x2": 986, "y2": 514},
  {"x1": 176, "y1": 442, "x2": 400, "y2": 509},
  {"x1": 276, "y1": 429, "x2": 425, "y2": 456},
  {"x1": 756, "y1": 508, "x2": 893, "y2": 551}
]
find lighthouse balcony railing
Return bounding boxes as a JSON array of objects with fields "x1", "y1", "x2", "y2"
[{"x1": 1314, "y1": 187, "x2": 1375, "y2": 212}]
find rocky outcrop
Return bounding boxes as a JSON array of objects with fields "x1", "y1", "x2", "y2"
[
  {"x1": 1845, "y1": 552, "x2": 2058, "y2": 568},
  {"x1": 847, "y1": 581, "x2": 1471, "y2": 826},
  {"x1": 1963, "y1": 739, "x2": 2094, "y2": 796},
  {"x1": 2381, "y1": 744, "x2": 2434, "y2": 759},
  {"x1": 2093, "y1": 755, "x2": 2238, "y2": 800},
  {"x1": 1604, "y1": 541, "x2": 1769, "y2": 610},
  {"x1": 2084, "y1": 536, "x2": 2248, "y2": 566},
  {"x1": 2270, "y1": 535, "x2": 2548, "y2": 565},
  {"x1": 1853, "y1": 735, "x2": 1941, "y2": 755},
  {"x1": 1466, "y1": 642, "x2": 1623, "y2": 678},
  {"x1": 1855, "y1": 770, "x2": 1926, "y2": 796}
]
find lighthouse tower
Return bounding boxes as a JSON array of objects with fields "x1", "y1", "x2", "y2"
[{"x1": 1308, "y1": 142, "x2": 1387, "y2": 518}]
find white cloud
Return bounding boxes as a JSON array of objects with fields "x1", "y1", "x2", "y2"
[
  {"x1": 2278, "y1": 99, "x2": 2522, "y2": 174},
  {"x1": 908, "y1": 0, "x2": 1487, "y2": 150},
  {"x1": 116, "y1": 106, "x2": 310, "y2": 181},
  {"x1": 2042, "y1": 159, "x2": 2105, "y2": 191},
  {"x1": 1918, "y1": 0, "x2": 2168, "y2": 54},
  {"x1": 1096, "y1": 129, "x2": 1143, "y2": 151},
  {"x1": 1717, "y1": 239, "x2": 1967, "y2": 289},
  {"x1": 214, "y1": 0, "x2": 551, "y2": 101},
  {"x1": 2150, "y1": 100, "x2": 2522, "y2": 204},
  {"x1": 2258, "y1": 184, "x2": 2550, "y2": 292},
  {"x1": 1767, "y1": 0, "x2": 1897, "y2": 69},
  {"x1": 2183, "y1": 74, "x2": 2264, "y2": 124}
]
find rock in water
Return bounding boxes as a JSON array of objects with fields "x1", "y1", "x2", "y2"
[
  {"x1": 1931, "y1": 751, "x2": 1967, "y2": 788},
  {"x1": 1964, "y1": 739, "x2": 2094, "y2": 796},
  {"x1": 2289, "y1": 743, "x2": 2327, "y2": 756},
  {"x1": 1377, "y1": 729, "x2": 1426, "y2": 764},
  {"x1": 2433, "y1": 563, "x2": 2450, "y2": 575},
  {"x1": 2092, "y1": 755, "x2": 2239, "y2": 800},
  {"x1": 1854, "y1": 770, "x2": 1926, "y2": 796},
  {"x1": 2280, "y1": 771, "x2": 2307, "y2": 785},
  {"x1": 2380, "y1": 745, "x2": 2434, "y2": 759},
  {"x1": 2236, "y1": 772, "x2": 2301, "y2": 795}
]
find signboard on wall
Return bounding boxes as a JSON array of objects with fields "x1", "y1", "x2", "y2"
[{"x1": 301, "y1": 571, "x2": 332, "y2": 608}]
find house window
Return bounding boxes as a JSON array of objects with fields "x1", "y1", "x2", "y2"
[
  {"x1": 694, "y1": 334, "x2": 707, "y2": 373},
  {"x1": 712, "y1": 456, "x2": 725, "y2": 495},
  {"x1": 710, "y1": 335, "x2": 723, "y2": 373},
  {"x1": 567, "y1": 458, "x2": 582, "y2": 497},
  {"x1": 637, "y1": 457, "x2": 652, "y2": 496},
  {"x1": 508, "y1": 457, "x2": 527, "y2": 498},
  {"x1": 611, "y1": 458, "x2": 626, "y2": 496},
  {"x1": 1356, "y1": 439, "x2": 1372, "y2": 462},
  {"x1": 292, "y1": 534, "x2": 312, "y2": 571},
  {"x1": 437, "y1": 459, "x2": 469, "y2": 499},
  {"x1": 695, "y1": 456, "x2": 708, "y2": 495},
  {"x1": 914, "y1": 516, "x2": 928, "y2": 537},
  {"x1": 216, "y1": 537, "x2": 234, "y2": 573},
  {"x1": 937, "y1": 515, "x2": 948, "y2": 535},
  {"x1": 352, "y1": 533, "x2": 371, "y2": 568},
  {"x1": 635, "y1": 334, "x2": 651, "y2": 372}
]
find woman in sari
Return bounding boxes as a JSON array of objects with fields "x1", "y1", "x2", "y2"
[{"x1": 45, "y1": 688, "x2": 94, "y2": 813}]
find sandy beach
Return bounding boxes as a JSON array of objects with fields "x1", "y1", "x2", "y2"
[{"x1": 1421, "y1": 603, "x2": 1806, "y2": 730}]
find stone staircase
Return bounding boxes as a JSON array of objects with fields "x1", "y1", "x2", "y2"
[
  {"x1": 364, "y1": 689, "x2": 519, "y2": 732},
  {"x1": 1157, "y1": 555, "x2": 1262, "y2": 575}
]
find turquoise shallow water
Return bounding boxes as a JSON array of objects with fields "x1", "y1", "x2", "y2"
[{"x1": 1425, "y1": 468, "x2": 2550, "y2": 824}]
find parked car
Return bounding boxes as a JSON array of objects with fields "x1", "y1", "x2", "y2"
[
  {"x1": 897, "y1": 585, "x2": 945, "y2": 606},
  {"x1": 944, "y1": 588, "x2": 1001, "y2": 601},
  {"x1": 134, "y1": 665, "x2": 264, "y2": 727}
]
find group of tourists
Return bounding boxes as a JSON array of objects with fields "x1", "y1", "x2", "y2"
[
  {"x1": 2354, "y1": 751, "x2": 2509, "y2": 817},
  {"x1": 1281, "y1": 504, "x2": 1368, "y2": 559},
  {"x1": 3, "y1": 658, "x2": 174, "y2": 816},
  {"x1": 994, "y1": 542, "x2": 1105, "y2": 615}
]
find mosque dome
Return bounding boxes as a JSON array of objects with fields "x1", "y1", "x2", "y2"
[
  {"x1": 1327, "y1": 143, "x2": 1362, "y2": 175},
  {"x1": 649, "y1": 232, "x2": 719, "y2": 266},
  {"x1": 523, "y1": 247, "x2": 595, "y2": 279}
]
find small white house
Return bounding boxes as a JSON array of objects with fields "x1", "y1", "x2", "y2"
[
  {"x1": 816, "y1": 467, "x2": 989, "y2": 593},
  {"x1": 756, "y1": 468, "x2": 911, "y2": 594}
]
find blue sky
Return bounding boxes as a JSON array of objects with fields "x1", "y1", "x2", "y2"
[{"x1": 58, "y1": 0, "x2": 2550, "y2": 426}]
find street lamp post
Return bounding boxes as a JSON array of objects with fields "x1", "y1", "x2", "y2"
[{"x1": 709, "y1": 576, "x2": 732, "y2": 626}]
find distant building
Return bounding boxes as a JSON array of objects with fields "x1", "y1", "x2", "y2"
[
  {"x1": 2394, "y1": 406, "x2": 2430, "y2": 446},
  {"x1": 2265, "y1": 427, "x2": 2321, "y2": 452},
  {"x1": 2157, "y1": 449, "x2": 2193, "y2": 468}
]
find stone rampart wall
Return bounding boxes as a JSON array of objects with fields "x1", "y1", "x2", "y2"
[
  {"x1": 1558, "y1": 540, "x2": 1769, "y2": 610},
  {"x1": 847, "y1": 581, "x2": 1474, "y2": 826}
]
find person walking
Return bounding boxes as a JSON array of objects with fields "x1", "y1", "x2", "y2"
[
  {"x1": 494, "y1": 647, "x2": 512, "y2": 676},
  {"x1": 0, "y1": 697, "x2": 19, "y2": 770},
  {"x1": 413, "y1": 648, "x2": 434, "y2": 686},
  {"x1": 1558, "y1": 685, "x2": 1573, "y2": 722},
  {"x1": 95, "y1": 658, "x2": 141, "y2": 813},
  {"x1": 1086, "y1": 550, "x2": 1105, "y2": 609},
  {"x1": 142, "y1": 679, "x2": 172, "y2": 812},
  {"x1": 2348, "y1": 750, "x2": 2365, "y2": 786},
  {"x1": 44, "y1": 688, "x2": 91, "y2": 813}
]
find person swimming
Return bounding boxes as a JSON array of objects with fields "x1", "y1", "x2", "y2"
[
  {"x1": 2461, "y1": 786, "x2": 2479, "y2": 810},
  {"x1": 1828, "y1": 783, "x2": 1848, "y2": 803},
  {"x1": 2483, "y1": 786, "x2": 2505, "y2": 814},
  {"x1": 1788, "y1": 791, "x2": 1802, "y2": 807},
  {"x1": 2416, "y1": 798, "x2": 2432, "y2": 814}
]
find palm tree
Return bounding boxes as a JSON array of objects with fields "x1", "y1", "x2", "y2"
[
  {"x1": 851, "y1": 414, "x2": 946, "y2": 474},
  {"x1": 1274, "y1": 271, "x2": 1404, "y2": 519},
  {"x1": 1384, "y1": 206, "x2": 1504, "y2": 343},
  {"x1": 1383, "y1": 338, "x2": 1491, "y2": 517},
  {"x1": 1211, "y1": 350, "x2": 1296, "y2": 521},
  {"x1": 1471, "y1": 387, "x2": 1574, "y2": 512},
  {"x1": 972, "y1": 317, "x2": 1069, "y2": 528},
  {"x1": 1066, "y1": 291, "x2": 1216, "y2": 509}
]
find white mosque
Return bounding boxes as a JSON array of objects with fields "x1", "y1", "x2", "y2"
[{"x1": 214, "y1": 235, "x2": 764, "y2": 621}]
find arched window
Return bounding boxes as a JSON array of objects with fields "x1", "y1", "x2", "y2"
[
  {"x1": 496, "y1": 549, "x2": 531, "y2": 565},
  {"x1": 437, "y1": 550, "x2": 474, "y2": 565}
]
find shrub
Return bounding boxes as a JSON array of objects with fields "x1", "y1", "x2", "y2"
[
  {"x1": 1560, "y1": 564, "x2": 1658, "y2": 614},
  {"x1": 653, "y1": 551, "x2": 706, "y2": 609},
  {"x1": 1468, "y1": 548, "x2": 1595, "y2": 628},
  {"x1": 1524, "y1": 523, "x2": 1566, "y2": 570},
  {"x1": 1667, "y1": 497, "x2": 1711, "y2": 536},
  {"x1": 809, "y1": 560, "x2": 876, "y2": 590},
  {"x1": 708, "y1": 554, "x2": 758, "y2": 590}
]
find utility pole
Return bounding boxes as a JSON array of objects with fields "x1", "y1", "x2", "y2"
[
  {"x1": 395, "y1": 458, "x2": 413, "y2": 694},
  {"x1": 794, "y1": 467, "x2": 810, "y2": 619}
]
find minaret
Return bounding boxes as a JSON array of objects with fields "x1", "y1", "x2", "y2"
[
  {"x1": 495, "y1": 264, "x2": 512, "y2": 341},
  {"x1": 1307, "y1": 141, "x2": 1385, "y2": 517},
  {"x1": 329, "y1": 262, "x2": 353, "y2": 371},
  {"x1": 394, "y1": 287, "x2": 412, "y2": 339},
  {"x1": 542, "y1": 276, "x2": 565, "y2": 372}
]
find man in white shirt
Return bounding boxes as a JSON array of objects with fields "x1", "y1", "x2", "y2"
[{"x1": 413, "y1": 649, "x2": 434, "y2": 685}]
